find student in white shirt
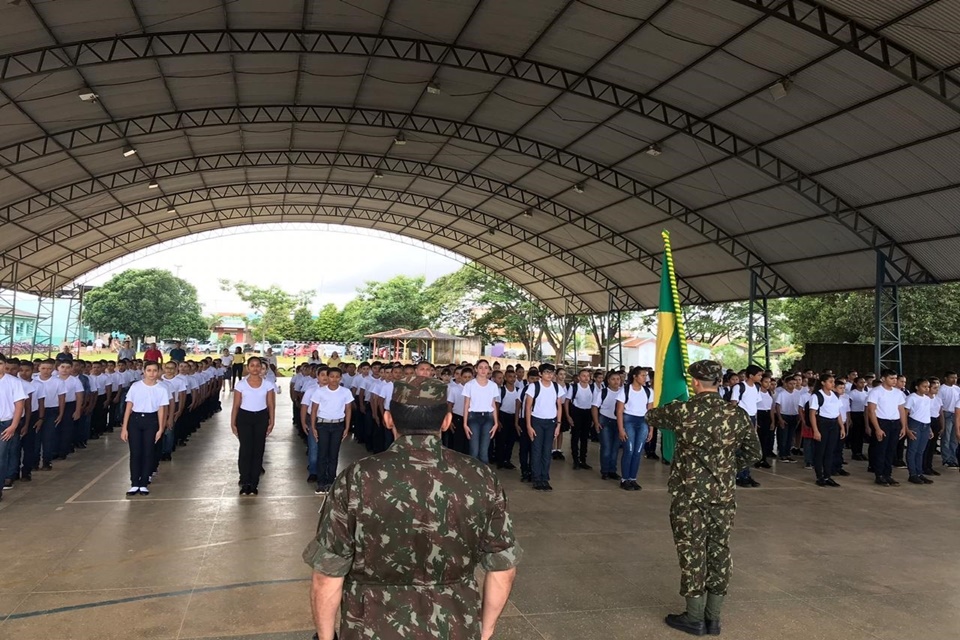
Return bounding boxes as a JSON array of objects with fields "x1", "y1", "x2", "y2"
[
  {"x1": 847, "y1": 376, "x2": 869, "y2": 461},
  {"x1": 940, "y1": 371, "x2": 960, "y2": 467},
  {"x1": 924, "y1": 378, "x2": 945, "y2": 477},
  {"x1": 309, "y1": 367, "x2": 354, "y2": 495},
  {"x1": 516, "y1": 368, "x2": 539, "y2": 483},
  {"x1": 120, "y1": 361, "x2": 169, "y2": 496},
  {"x1": 755, "y1": 375, "x2": 775, "y2": 468},
  {"x1": 866, "y1": 369, "x2": 908, "y2": 486},
  {"x1": 565, "y1": 369, "x2": 596, "y2": 470},
  {"x1": 159, "y1": 361, "x2": 187, "y2": 462},
  {"x1": 56, "y1": 361, "x2": 84, "y2": 461},
  {"x1": 592, "y1": 370, "x2": 625, "y2": 481},
  {"x1": 524, "y1": 363, "x2": 563, "y2": 491},
  {"x1": 808, "y1": 374, "x2": 844, "y2": 487},
  {"x1": 0, "y1": 356, "x2": 27, "y2": 498},
  {"x1": 729, "y1": 365, "x2": 763, "y2": 487},
  {"x1": 616, "y1": 367, "x2": 653, "y2": 491},
  {"x1": 551, "y1": 367, "x2": 569, "y2": 462},
  {"x1": 904, "y1": 378, "x2": 934, "y2": 484},
  {"x1": 446, "y1": 367, "x2": 469, "y2": 455},
  {"x1": 463, "y1": 360, "x2": 499, "y2": 464},
  {"x1": 495, "y1": 368, "x2": 522, "y2": 470},
  {"x1": 231, "y1": 357, "x2": 276, "y2": 496},
  {"x1": 16, "y1": 360, "x2": 44, "y2": 483}
]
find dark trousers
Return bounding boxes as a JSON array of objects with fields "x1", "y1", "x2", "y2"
[
  {"x1": 895, "y1": 436, "x2": 906, "y2": 465},
  {"x1": 232, "y1": 363, "x2": 244, "y2": 386},
  {"x1": 316, "y1": 421, "x2": 345, "y2": 487},
  {"x1": 128, "y1": 412, "x2": 159, "y2": 487},
  {"x1": 449, "y1": 414, "x2": 469, "y2": 454},
  {"x1": 848, "y1": 411, "x2": 865, "y2": 456},
  {"x1": 362, "y1": 402, "x2": 374, "y2": 452},
  {"x1": 518, "y1": 420, "x2": 532, "y2": 476},
  {"x1": 757, "y1": 410, "x2": 774, "y2": 459},
  {"x1": 40, "y1": 411, "x2": 58, "y2": 464},
  {"x1": 644, "y1": 426, "x2": 658, "y2": 456},
  {"x1": 58, "y1": 401, "x2": 77, "y2": 457},
  {"x1": 570, "y1": 406, "x2": 592, "y2": 464},
  {"x1": 495, "y1": 410, "x2": 517, "y2": 465},
  {"x1": 924, "y1": 422, "x2": 941, "y2": 473},
  {"x1": 777, "y1": 414, "x2": 798, "y2": 458},
  {"x1": 813, "y1": 418, "x2": 839, "y2": 480},
  {"x1": 530, "y1": 417, "x2": 555, "y2": 482},
  {"x1": 20, "y1": 411, "x2": 39, "y2": 474},
  {"x1": 872, "y1": 419, "x2": 901, "y2": 479},
  {"x1": 92, "y1": 396, "x2": 107, "y2": 437},
  {"x1": 237, "y1": 408, "x2": 268, "y2": 488}
]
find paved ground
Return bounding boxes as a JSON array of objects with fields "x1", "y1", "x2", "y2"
[{"x1": 1, "y1": 393, "x2": 958, "y2": 639}]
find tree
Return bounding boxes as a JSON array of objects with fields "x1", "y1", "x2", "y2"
[
  {"x1": 343, "y1": 275, "x2": 429, "y2": 341},
  {"x1": 422, "y1": 268, "x2": 478, "y2": 333},
  {"x1": 290, "y1": 306, "x2": 316, "y2": 342},
  {"x1": 219, "y1": 280, "x2": 313, "y2": 344},
  {"x1": 314, "y1": 303, "x2": 344, "y2": 342},
  {"x1": 84, "y1": 269, "x2": 208, "y2": 340}
]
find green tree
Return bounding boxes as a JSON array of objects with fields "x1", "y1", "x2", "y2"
[
  {"x1": 313, "y1": 303, "x2": 344, "y2": 342},
  {"x1": 422, "y1": 268, "x2": 478, "y2": 333},
  {"x1": 290, "y1": 306, "x2": 316, "y2": 342},
  {"x1": 345, "y1": 275, "x2": 429, "y2": 340},
  {"x1": 219, "y1": 280, "x2": 313, "y2": 344},
  {"x1": 84, "y1": 269, "x2": 207, "y2": 340},
  {"x1": 713, "y1": 344, "x2": 748, "y2": 372}
]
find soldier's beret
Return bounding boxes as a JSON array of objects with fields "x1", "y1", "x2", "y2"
[
  {"x1": 688, "y1": 360, "x2": 722, "y2": 383},
  {"x1": 392, "y1": 375, "x2": 450, "y2": 408}
]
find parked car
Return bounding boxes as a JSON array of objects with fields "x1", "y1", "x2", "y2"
[{"x1": 195, "y1": 341, "x2": 217, "y2": 354}]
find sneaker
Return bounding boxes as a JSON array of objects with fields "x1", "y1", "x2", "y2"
[
  {"x1": 875, "y1": 477, "x2": 890, "y2": 487},
  {"x1": 816, "y1": 479, "x2": 826, "y2": 487},
  {"x1": 138, "y1": 486, "x2": 150, "y2": 495},
  {"x1": 551, "y1": 451, "x2": 560, "y2": 460},
  {"x1": 607, "y1": 472, "x2": 620, "y2": 481},
  {"x1": 885, "y1": 477, "x2": 900, "y2": 487},
  {"x1": 556, "y1": 452, "x2": 565, "y2": 461},
  {"x1": 2, "y1": 479, "x2": 12, "y2": 490},
  {"x1": 20, "y1": 473, "x2": 31, "y2": 482},
  {"x1": 533, "y1": 482, "x2": 544, "y2": 491},
  {"x1": 126, "y1": 486, "x2": 139, "y2": 496},
  {"x1": 646, "y1": 453, "x2": 660, "y2": 460},
  {"x1": 501, "y1": 462, "x2": 516, "y2": 470},
  {"x1": 630, "y1": 480, "x2": 642, "y2": 491},
  {"x1": 893, "y1": 461, "x2": 907, "y2": 468},
  {"x1": 908, "y1": 475, "x2": 924, "y2": 484},
  {"x1": 579, "y1": 462, "x2": 592, "y2": 470},
  {"x1": 543, "y1": 482, "x2": 553, "y2": 491},
  {"x1": 42, "y1": 462, "x2": 53, "y2": 470},
  {"x1": 572, "y1": 462, "x2": 581, "y2": 470},
  {"x1": 920, "y1": 475, "x2": 934, "y2": 484},
  {"x1": 251, "y1": 487, "x2": 259, "y2": 495},
  {"x1": 778, "y1": 457, "x2": 794, "y2": 463},
  {"x1": 758, "y1": 460, "x2": 772, "y2": 469},
  {"x1": 747, "y1": 478, "x2": 761, "y2": 487},
  {"x1": 824, "y1": 478, "x2": 841, "y2": 487},
  {"x1": 620, "y1": 480, "x2": 632, "y2": 491},
  {"x1": 804, "y1": 464, "x2": 813, "y2": 470},
  {"x1": 836, "y1": 468, "x2": 850, "y2": 476},
  {"x1": 315, "y1": 487, "x2": 326, "y2": 495},
  {"x1": 520, "y1": 474, "x2": 531, "y2": 482}
]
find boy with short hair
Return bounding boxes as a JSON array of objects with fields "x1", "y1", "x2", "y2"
[{"x1": 525, "y1": 364, "x2": 563, "y2": 491}]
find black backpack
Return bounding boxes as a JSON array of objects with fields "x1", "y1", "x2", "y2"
[
  {"x1": 804, "y1": 391, "x2": 825, "y2": 416},
  {"x1": 723, "y1": 381, "x2": 745, "y2": 402},
  {"x1": 570, "y1": 382, "x2": 596, "y2": 402},
  {"x1": 624, "y1": 384, "x2": 652, "y2": 403}
]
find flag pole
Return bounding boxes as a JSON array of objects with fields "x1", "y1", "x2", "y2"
[{"x1": 662, "y1": 230, "x2": 693, "y2": 396}]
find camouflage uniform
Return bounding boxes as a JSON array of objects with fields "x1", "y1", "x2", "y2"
[
  {"x1": 646, "y1": 363, "x2": 761, "y2": 599},
  {"x1": 303, "y1": 376, "x2": 522, "y2": 640}
]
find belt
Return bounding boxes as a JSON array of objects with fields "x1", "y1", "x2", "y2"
[
  {"x1": 316, "y1": 418, "x2": 345, "y2": 424},
  {"x1": 469, "y1": 411, "x2": 493, "y2": 415}
]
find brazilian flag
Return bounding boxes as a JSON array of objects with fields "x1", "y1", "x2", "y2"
[{"x1": 653, "y1": 231, "x2": 692, "y2": 462}]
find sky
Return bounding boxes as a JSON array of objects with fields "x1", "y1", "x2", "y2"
[{"x1": 83, "y1": 226, "x2": 465, "y2": 315}]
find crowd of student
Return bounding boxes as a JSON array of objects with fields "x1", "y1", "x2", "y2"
[{"x1": 6, "y1": 349, "x2": 959, "y2": 504}]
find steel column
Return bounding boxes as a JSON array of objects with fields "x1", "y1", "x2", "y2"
[
  {"x1": 0, "y1": 264, "x2": 18, "y2": 356},
  {"x1": 747, "y1": 271, "x2": 770, "y2": 370},
  {"x1": 875, "y1": 253, "x2": 903, "y2": 375},
  {"x1": 30, "y1": 288, "x2": 55, "y2": 359},
  {"x1": 606, "y1": 293, "x2": 623, "y2": 371},
  {"x1": 61, "y1": 285, "x2": 88, "y2": 348}
]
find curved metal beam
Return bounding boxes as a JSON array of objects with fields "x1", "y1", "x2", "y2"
[
  {"x1": 728, "y1": 0, "x2": 960, "y2": 113},
  {"x1": 0, "y1": 29, "x2": 930, "y2": 285},
  {"x1": 0, "y1": 150, "x2": 716, "y2": 304},
  {"x1": 4, "y1": 205, "x2": 592, "y2": 315},
  {"x1": 0, "y1": 104, "x2": 787, "y2": 299},
  {"x1": 4, "y1": 182, "x2": 641, "y2": 309}
]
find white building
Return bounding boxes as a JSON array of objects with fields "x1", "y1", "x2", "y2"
[{"x1": 618, "y1": 337, "x2": 712, "y2": 369}]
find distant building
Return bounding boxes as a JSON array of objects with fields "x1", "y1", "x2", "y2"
[
  {"x1": 618, "y1": 336, "x2": 712, "y2": 369},
  {"x1": 0, "y1": 307, "x2": 38, "y2": 343},
  {"x1": 210, "y1": 314, "x2": 249, "y2": 344}
]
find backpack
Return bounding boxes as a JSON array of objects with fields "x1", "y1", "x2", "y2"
[
  {"x1": 723, "y1": 381, "x2": 745, "y2": 402},
  {"x1": 570, "y1": 382, "x2": 596, "y2": 402},
  {"x1": 624, "y1": 384, "x2": 652, "y2": 403},
  {"x1": 803, "y1": 391, "x2": 825, "y2": 416},
  {"x1": 530, "y1": 381, "x2": 559, "y2": 409}
]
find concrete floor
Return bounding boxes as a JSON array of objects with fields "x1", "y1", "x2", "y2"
[{"x1": 1, "y1": 395, "x2": 958, "y2": 640}]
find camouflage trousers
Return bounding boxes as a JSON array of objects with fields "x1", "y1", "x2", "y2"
[{"x1": 669, "y1": 499, "x2": 735, "y2": 597}]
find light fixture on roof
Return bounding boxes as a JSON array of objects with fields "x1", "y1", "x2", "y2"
[
  {"x1": 573, "y1": 183, "x2": 585, "y2": 194},
  {"x1": 166, "y1": 207, "x2": 176, "y2": 214},
  {"x1": 523, "y1": 209, "x2": 533, "y2": 218},
  {"x1": 426, "y1": 80, "x2": 441, "y2": 95},
  {"x1": 373, "y1": 170, "x2": 384, "y2": 179},
  {"x1": 79, "y1": 92, "x2": 99, "y2": 102},
  {"x1": 122, "y1": 146, "x2": 137, "y2": 158},
  {"x1": 644, "y1": 143, "x2": 662, "y2": 157},
  {"x1": 393, "y1": 132, "x2": 407, "y2": 146},
  {"x1": 148, "y1": 179, "x2": 159, "y2": 189},
  {"x1": 769, "y1": 77, "x2": 791, "y2": 101}
]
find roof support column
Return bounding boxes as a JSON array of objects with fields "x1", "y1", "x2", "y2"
[
  {"x1": 0, "y1": 265, "x2": 17, "y2": 356},
  {"x1": 62, "y1": 286, "x2": 86, "y2": 348},
  {"x1": 606, "y1": 293, "x2": 622, "y2": 371},
  {"x1": 747, "y1": 271, "x2": 770, "y2": 370},
  {"x1": 30, "y1": 288, "x2": 55, "y2": 359},
  {"x1": 875, "y1": 253, "x2": 903, "y2": 375}
]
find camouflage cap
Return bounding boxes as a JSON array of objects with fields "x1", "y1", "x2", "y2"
[
  {"x1": 688, "y1": 359, "x2": 722, "y2": 384},
  {"x1": 392, "y1": 375, "x2": 449, "y2": 408}
]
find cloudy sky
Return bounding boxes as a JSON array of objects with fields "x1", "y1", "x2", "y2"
[{"x1": 83, "y1": 226, "x2": 464, "y2": 315}]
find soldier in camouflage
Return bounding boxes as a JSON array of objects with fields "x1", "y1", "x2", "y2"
[
  {"x1": 646, "y1": 360, "x2": 762, "y2": 636},
  {"x1": 303, "y1": 375, "x2": 522, "y2": 640}
]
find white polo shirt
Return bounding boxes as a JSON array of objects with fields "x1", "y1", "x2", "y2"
[
  {"x1": 0, "y1": 374, "x2": 28, "y2": 421},
  {"x1": 126, "y1": 381, "x2": 170, "y2": 413},
  {"x1": 867, "y1": 386, "x2": 906, "y2": 421},
  {"x1": 312, "y1": 385, "x2": 355, "y2": 421},
  {"x1": 527, "y1": 381, "x2": 561, "y2": 420},
  {"x1": 567, "y1": 382, "x2": 596, "y2": 410}
]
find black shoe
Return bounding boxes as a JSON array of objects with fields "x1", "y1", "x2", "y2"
[
  {"x1": 824, "y1": 478, "x2": 841, "y2": 487},
  {"x1": 620, "y1": 480, "x2": 632, "y2": 490},
  {"x1": 307, "y1": 474, "x2": 317, "y2": 483},
  {"x1": 252, "y1": 487, "x2": 259, "y2": 495},
  {"x1": 502, "y1": 462, "x2": 516, "y2": 470},
  {"x1": 875, "y1": 477, "x2": 890, "y2": 486},
  {"x1": 778, "y1": 457, "x2": 793, "y2": 463},
  {"x1": 816, "y1": 479, "x2": 826, "y2": 487},
  {"x1": 579, "y1": 462, "x2": 592, "y2": 470},
  {"x1": 20, "y1": 473, "x2": 31, "y2": 482},
  {"x1": 556, "y1": 451, "x2": 565, "y2": 460},
  {"x1": 908, "y1": 475, "x2": 924, "y2": 484},
  {"x1": 646, "y1": 453, "x2": 660, "y2": 460},
  {"x1": 630, "y1": 480, "x2": 642, "y2": 491},
  {"x1": 867, "y1": 466, "x2": 875, "y2": 473},
  {"x1": 607, "y1": 472, "x2": 620, "y2": 480},
  {"x1": 551, "y1": 451, "x2": 560, "y2": 460},
  {"x1": 572, "y1": 462, "x2": 581, "y2": 470},
  {"x1": 893, "y1": 461, "x2": 906, "y2": 468},
  {"x1": 705, "y1": 619, "x2": 721, "y2": 636},
  {"x1": 835, "y1": 468, "x2": 850, "y2": 476},
  {"x1": 924, "y1": 469, "x2": 940, "y2": 476},
  {"x1": 885, "y1": 477, "x2": 900, "y2": 487},
  {"x1": 735, "y1": 478, "x2": 746, "y2": 487},
  {"x1": 759, "y1": 460, "x2": 772, "y2": 469},
  {"x1": 241, "y1": 485, "x2": 251, "y2": 495},
  {"x1": 662, "y1": 457, "x2": 671, "y2": 465},
  {"x1": 42, "y1": 462, "x2": 52, "y2": 470},
  {"x1": 748, "y1": 478, "x2": 760, "y2": 487},
  {"x1": 533, "y1": 482, "x2": 544, "y2": 491},
  {"x1": 920, "y1": 475, "x2": 934, "y2": 484},
  {"x1": 664, "y1": 613, "x2": 707, "y2": 636},
  {"x1": 543, "y1": 482, "x2": 553, "y2": 491},
  {"x1": 600, "y1": 472, "x2": 609, "y2": 480}
]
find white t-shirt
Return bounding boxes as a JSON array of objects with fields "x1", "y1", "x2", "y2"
[
  {"x1": 498, "y1": 381, "x2": 522, "y2": 414},
  {"x1": 25, "y1": 378, "x2": 43, "y2": 412},
  {"x1": 161, "y1": 375, "x2": 187, "y2": 402},
  {"x1": 221, "y1": 355, "x2": 233, "y2": 368},
  {"x1": 621, "y1": 384, "x2": 651, "y2": 417},
  {"x1": 930, "y1": 395, "x2": 943, "y2": 421},
  {"x1": 867, "y1": 386, "x2": 906, "y2": 421},
  {"x1": 839, "y1": 395, "x2": 850, "y2": 422},
  {"x1": 567, "y1": 382, "x2": 596, "y2": 410},
  {"x1": 126, "y1": 381, "x2": 170, "y2": 413},
  {"x1": 37, "y1": 376, "x2": 64, "y2": 408},
  {"x1": 447, "y1": 382, "x2": 465, "y2": 416},
  {"x1": 757, "y1": 390, "x2": 773, "y2": 411},
  {"x1": 0, "y1": 374, "x2": 28, "y2": 421},
  {"x1": 848, "y1": 388, "x2": 869, "y2": 413},
  {"x1": 88, "y1": 373, "x2": 107, "y2": 395},
  {"x1": 312, "y1": 385, "x2": 355, "y2": 421},
  {"x1": 592, "y1": 386, "x2": 623, "y2": 421},
  {"x1": 809, "y1": 390, "x2": 841, "y2": 420},
  {"x1": 938, "y1": 384, "x2": 958, "y2": 412},
  {"x1": 732, "y1": 382, "x2": 761, "y2": 417},
  {"x1": 341, "y1": 372, "x2": 354, "y2": 389},
  {"x1": 235, "y1": 377, "x2": 275, "y2": 411},
  {"x1": 377, "y1": 380, "x2": 396, "y2": 410},
  {"x1": 61, "y1": 375, "x2": 84, "y2": 402},
  {"x1": 462, "y1": 379, "x2": 499, "y2": 413},
  {"x1": 526, "y1": 381, "x2": 561, "y2": 420},
  {"x1": 904, "y1": 393, "x2": 931, "y2": 424}
]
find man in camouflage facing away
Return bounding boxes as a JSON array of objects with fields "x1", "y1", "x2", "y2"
[
  {"x1": 646, "y1": 360, "x2": 761, "y2": 636},
  {"x1": 303, "y1": 375, "x2": 522, "y2": 640}
]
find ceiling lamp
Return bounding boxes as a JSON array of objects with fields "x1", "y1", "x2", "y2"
[
  {"x1": 122, "y1": 146, "x2": 137, "y2": 157},
  {"x1": 523, "y1": 209, "x2": 533, "y2": 217},
  {"x1": 573, "y1": 183, "x2": 585, "y2": 194},
  {"x1": 769, "y1": 77, "x2": 791, "y2": 101},
  {"x1": 394, "y1": 132, "x2": 407, "y2": 146},
  {"x1": 148, "y1": 180, "x2": 159, "y2": 189},
  {"x1": 166, "y1": 206, "x2": 176, "y2": 214},
  {"x1": 79, "y1": 92, "x2": 99, "y2": 102},
  {"x1": 644, "y1": 143, "x2": 662, "y2": 157},
  {"x1": 426, "y1": 80, "x2": 441, "y2": 95},
  {"x1": 373, "y1": 170, "x2": 384, "y2": 179}
]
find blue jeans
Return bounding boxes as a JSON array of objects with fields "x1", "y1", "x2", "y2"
[
  {"x1": 4, "y1": 426, "x2": 22, "y2": 481},
  {"x1": 777, "y1": 414, "x2": 798, "y2": 457},
  {"x1": 530, "y1": 417, "x2": 555, "y2": 482},
  {"x1": 941, "y1": 411, "x2": 957, "y2": 465},
  {"x1": 468, "y1": 411, "x2": 494, "y2": 464},
  {"x1": 0, "y1": 420, "x2": 13, "y2": 482},
  {"x1": 599, "y1": 415, "x2": 621, "y2": 474},
  {"x1": 306, "y1": 426, "x2": 318, "y2": 476},
  {"x1": 40, "y1": 411, "x2": 59, "y2": 464},
  {"x1": 621, "y1": 414, "x2": 648, "y2": 481},
  {"x1": 162, "y1": 422, "x2": 176, "y2": 455},
  {"x1": 907, "y1": 419, "x2": 931, "y2": 477},
  {"x1": 803, "y1": 438, "x2": 815, "y2": 466}
]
